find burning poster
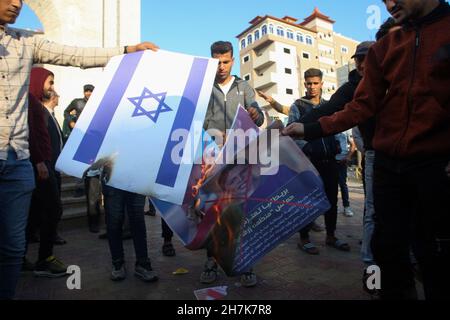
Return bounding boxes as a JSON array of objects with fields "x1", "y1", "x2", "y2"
[{"x1": 153, "y1": 107, "x2": 330, "y2": 276}]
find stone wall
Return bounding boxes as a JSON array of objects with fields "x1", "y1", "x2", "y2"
[{"x1": 24, "y1": 0, "x2": 141, "y2": 122}]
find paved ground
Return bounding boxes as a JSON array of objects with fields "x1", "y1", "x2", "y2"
[{"x1": 15, "y1": 179, "x2": 410, "y2": 300}]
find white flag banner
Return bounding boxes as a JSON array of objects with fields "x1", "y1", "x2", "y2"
[{"x1": 56, "y1": 50, "x2": 218, "y2": 205}]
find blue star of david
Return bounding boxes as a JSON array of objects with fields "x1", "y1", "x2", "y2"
[{"x1": 128, "y1": 88, "x2": 173, "y2": 123}]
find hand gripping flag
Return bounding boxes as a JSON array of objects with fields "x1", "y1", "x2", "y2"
[{"x1": 56, "y1": 50, "x2": 218, "y2": 205}]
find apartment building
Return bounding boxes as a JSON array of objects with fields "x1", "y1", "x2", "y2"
[{"x1": 236, "y1": 8, "x2": 359, "y2": 123}]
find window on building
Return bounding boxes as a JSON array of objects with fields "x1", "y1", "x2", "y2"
[
  {"x1": 277, "y1": 26, "x2": 285, "y2": 37},
  {"x1": 242, "y1": 55, "x2": 250, "y2": 63},
  {"x1": 305, "y1": 35, "x2": 313, "y2": 45},
  {"x1": 296, "y1": 33, "x2": 304, "y2": 43},
  {"x1": 286, "y1": 88, "x2": 293, "y2": 95},
  {"x1": 262, "y1": 25, "x2": 267, "y2": 36},
  {"x1": 341, "y1": 46, "x2": 349, "y2": 54},
  {"x1": 269, "y1": 24, "x2": 274, "y2": 34},
  {"x1": 244, "y1": 74, "x2": 251, "y2": 81},
  {"x1": 254, "y1": 30, "x2": 260, "y2": 41},
  {"x1": 247, "y1": 34, "x2": 253, "y2": 45},
  {"x1": 287, "y1": 29, "x2": 294, "y2": 40},
  {"x1": 284, "y1": 48, "x2": 291, "y2": 54},
  {"x1": 241, "y1": 39, "x2": 246, "y2": 50},
  {"x1": 285, "y1": 68, "x2": 292, "y2": 74},
  {"x1": 302, "y1": 52, "x2": 310, "y2": 59}
]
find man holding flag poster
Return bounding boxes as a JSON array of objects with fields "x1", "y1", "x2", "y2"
[{"x1": 0, "y1": 0, "x2": 158, "y2": 300}]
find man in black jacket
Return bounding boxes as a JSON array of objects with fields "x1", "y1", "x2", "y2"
[
  {"x1": 288, "y1": 68, "x2": 348, "y2": 255},
  {"x1": 64, "y1": 84, "x2": 94, "y2": 120},
  {"x1": 283, "y1": 0, "x2": 450, "y2": 300}
]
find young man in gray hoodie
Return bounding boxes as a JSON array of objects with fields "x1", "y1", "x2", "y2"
[{"x1": 200, "y1": 41, "x2": 264, "y2": 287}]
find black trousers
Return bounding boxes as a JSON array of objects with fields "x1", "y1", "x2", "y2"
[
  {"x1": 161, "y1": 218, "x2": 173, "y2": 240},
  {"x1": 300, "y1": 159, "x2": 339, "y2": 239},
  {"x1": 372, "y1": 154, "x2": 450, "y2": 300},
  {"x1": 27, "y1": 162, "x2": 62, "y2": 261}
]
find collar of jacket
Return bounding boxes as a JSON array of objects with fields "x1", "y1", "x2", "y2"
[
  {"x1": 404, "y1": 1, "x2": 450, "y2": 30},
  {"x1": 297, "y1": 96, "x2": 327, "y2": 107},
  {"x1": 213, "y1": 75, "x2": 243, "y2": 90}
]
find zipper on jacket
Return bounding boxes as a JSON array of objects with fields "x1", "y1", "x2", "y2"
[
  {"x1": 321, "y1": 138, "x2": 329, "y2": 157},
  {"x1": 394, "y1": 28, "x2": 420, "y2": 156},
  {"x1": 224, "y1": 98, "x2": 227, "y2": 132}
]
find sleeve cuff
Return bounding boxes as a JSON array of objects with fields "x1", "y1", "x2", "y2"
[{"x1": 304, "y1": 122, "x2": 323, "y2": 140}]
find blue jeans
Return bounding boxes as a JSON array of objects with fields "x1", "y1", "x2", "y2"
[
  {"x1": 361, "y1": 150, "x2": 375, "y2": 265},
  {"x1": 337, "y1": 161, "x2": 350, "y2": 208},
  {"x1": 0, "y1": 148, "x2": 35, "y2": 299},
  {"x1": 102, "y1": 185, "x2": 148, "y2": 264}
]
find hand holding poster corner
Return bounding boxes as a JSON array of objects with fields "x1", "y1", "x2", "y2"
[{"x1": 56, "y1": 50, "x2": 218, "y2": 205}]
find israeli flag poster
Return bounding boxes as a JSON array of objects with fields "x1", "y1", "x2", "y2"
[{"x1": 56, "y1": 50, "x2": 218, "y2": 205}]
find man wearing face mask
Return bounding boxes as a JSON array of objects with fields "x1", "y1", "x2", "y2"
[{"x1": 283, "y1": 0, "x2": 450, "y2": 299}]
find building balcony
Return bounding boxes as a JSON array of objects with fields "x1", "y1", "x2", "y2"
[
  {"x1": 253, "y1": 72, "x2": 277, "y2": 90},
  {"x1": 254, "y1": 50, "x2": 277, "y2": 72}
]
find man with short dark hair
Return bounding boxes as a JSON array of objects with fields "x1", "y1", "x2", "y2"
[{"x1": 203, "y1": 41, "x2": 264, "y2": 133}]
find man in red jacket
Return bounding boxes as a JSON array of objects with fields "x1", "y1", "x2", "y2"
[{"x1": 283, "y1": 0, "x2": 450, "y2": 299}]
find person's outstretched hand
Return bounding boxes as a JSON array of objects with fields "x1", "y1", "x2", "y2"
[
  {"x1": 282, "y1": 123, "x2": 305, "y2": 139},
  {"x1": 126, "y1": 42, "x2": 160, "y2": 53}
]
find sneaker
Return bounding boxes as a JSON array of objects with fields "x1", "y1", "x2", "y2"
[
  {"x1": 111, "y1": 260, "x2": 126, "y2": 281},
  {"x1": 200, "y1": 259, "x2": 218, "y2": 284},
  {"x1": 343, "y1": 206, "x2": 354, "y2": 217},
  {"x1": 34, "y1": 256, "x2": 67, "y2": 278},
  {"x1": 134, "y1": 260, "x2": 158, "y2": 282},
  {"x1": 298, "y1": 240, "x2": 320, "y2": 255},
  {"x1": 240, "y1": 271, "x2": 257, "y2": 287}
]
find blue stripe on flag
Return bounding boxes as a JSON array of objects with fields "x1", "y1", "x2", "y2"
[
  {"x1": 73, "y1": 52, "x2": 144, "y2": 165},
  {"x1": 155, "y1": 58, "x2": 209, "y2": 187}
]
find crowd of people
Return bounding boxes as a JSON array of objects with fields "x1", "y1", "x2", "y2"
[{"x1": 1, "y1": 0, "x2": 449, "y2": 300}]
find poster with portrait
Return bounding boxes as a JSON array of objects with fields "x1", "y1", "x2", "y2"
[{"x1": 153, "y1": 107, "x2": 330, "y2": 275}]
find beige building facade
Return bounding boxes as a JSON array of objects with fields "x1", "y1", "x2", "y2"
[{"x1": 236, "y1": 8, "x2": 359, "y2": 123}]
